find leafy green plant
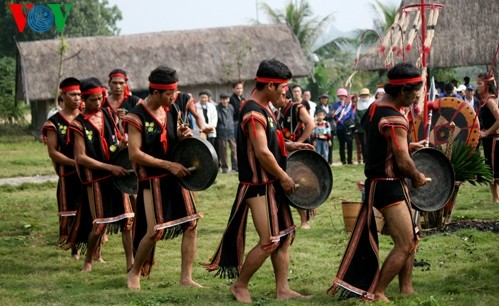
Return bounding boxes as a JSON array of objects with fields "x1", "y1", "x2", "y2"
[{"x1": 442, "y1": 141, "x2": 492, "y2": 186}]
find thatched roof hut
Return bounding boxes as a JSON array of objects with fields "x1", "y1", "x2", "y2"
[
  {"x1": 16, "y1": 24, "x2": 310, "y2": 136},
  {"x1": 356, "y1": 0, "x2": 499, "y2": 70},
  {"x1": 17, "y1": 23, "x2": 310, "y2": 102}
]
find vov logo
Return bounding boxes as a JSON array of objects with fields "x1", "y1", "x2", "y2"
[{"x1": 8, "y1": 3, "x2": 74, "y2": 33}]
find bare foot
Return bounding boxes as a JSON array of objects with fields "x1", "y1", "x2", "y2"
[
  {"x1": 81, "y1": 261, "x2": 92, "y2": 272},
  {"x1": 400, "y1": 288, "x2": 416, "y2": 295},
  {"x1": 180, "y1": 279, "x2": 204, "y2": 288},
  {"x1": 72, "y1": 253, "x2": 80, "y2": 260},
  {"x1": 127, "y1": 271, "x2": 141, "y2": 290},
  {"x1": 93, "y1": 257, "x2": 106, "y2": 263},
  {"x1": 230, "y1": 283, "x2": 252, "y2": 303},
  {"x1": 276, "y1": 288, "x2": 304, "y2": 300},
  {"x1": 374, "y1": 293, "x2": 390, "y2": 303},
  {"x1": 301, "y1": 222, "x2": 311, "y2": 230}
]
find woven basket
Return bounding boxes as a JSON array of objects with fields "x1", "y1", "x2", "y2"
[{"x1": 341, "y1": 200, "x2": 385, "y2": 233}]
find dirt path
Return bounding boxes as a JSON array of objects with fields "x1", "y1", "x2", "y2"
[{"x1": 0, "y1": 175, "x2": 58, "y2": 186}]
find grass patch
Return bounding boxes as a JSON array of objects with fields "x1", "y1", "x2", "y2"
[{"x1": 0, "y1": 139, "x2": 498, "y2": 305}]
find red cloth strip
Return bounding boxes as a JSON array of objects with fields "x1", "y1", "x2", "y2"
[
  {"x1": 387, "y1": 77, "x2": 422, "y2": 85},
  {"x1": 82, "y1": 87, "x2": 103, "y2": 96},
  {"x1": 61, "y1": 85, "x2": 80, "y2": 93},
  {"x1": 254, "y1": 77, "x2": 288, "y2": 83},
  {"x1": 149, "y1": 82, "x2": 178, "y2": 90},
  {"x1": 109, "y1": 72, "x2": 128, "y2": 81}
]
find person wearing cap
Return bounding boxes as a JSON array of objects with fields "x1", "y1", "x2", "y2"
[
  {"x1": 455, "y1": 84, "x2": 466, "y2": 99},
  {"x1": 41, "y1": 77, "x2": 84, "y2": 259},
  {"x1": 333, "y1": 88, "x2": 355, "y2": 165},
  {"x1": 124, "y1": 66, "x2": 202, "y2": 289},
  {"x1": 477, "y1": 72, "x2": 499, "y2": 203},
  {"x1": 205, "y1": 59, "x2": 313, "y2": 303},
  {"x1": 374, "y1": 87, "x2": 385, "y2": 100},
  {"x1": 356, "y1": 88, "x2": 373, "y2": 164},
  {"x1": 463, "y1": 84, "x2": 478, "y2": 111},
  {"x1": 328, "y1": 63, "x2": 427, "y2": 303},
  {"x1": 70, "y1": 78, "x2": 134, "y2": 273},
  {"x1": 316, "y1": 93, "x2": 335, "y2": 165},
  {"x1": 216, "y1": 92, "x2": 237, "y2": 173},
  {"x1": 196, "y1": 89, "x2": 218, "y2": 149}
]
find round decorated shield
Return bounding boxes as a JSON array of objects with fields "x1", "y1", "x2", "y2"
[
  {"x1": 285, "y1": 150, "x2": 333, "y2": 209},
  {"x1": 406, "y1": 147, "x2": 455, "y2": 212},
  {"x1": 173, "y1": 137, "x2": 218, "y2": 191},
  {"x1": 411, "y1": 97, "x2": 480, "y2": 151},
  {"x1": 112, "y1": 148, "x2": 138, "y2": 194}
]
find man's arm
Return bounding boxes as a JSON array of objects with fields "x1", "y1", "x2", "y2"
[
  {"x1": 127, "y1": 125, "x2": 189, "y2": 177},
  {"x1": 46, "y1": 130, "x2": 75, "y2": 167},
  {"x1": 387, "y1": 126, "x2": 426, "y2": 188},
  {"x1": 73, "y1": 132, "x2": 128, "y2": 177},
  {"x1": 296, "y1": 106, "x2": 315, "y2": 143},
  {"x1": 247, "y1": 120, "x2": 295, "y2": 192}
]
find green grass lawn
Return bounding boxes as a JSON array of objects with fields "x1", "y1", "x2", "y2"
[{"x1": 1, "y1": 134, "x2": 498, "y2": 305}]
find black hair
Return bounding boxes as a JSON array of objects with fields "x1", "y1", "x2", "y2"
[
  {"x1": 148, "y1": 66, "x2": 178, "y2": 95},
  {"x1": 291, "y1": 84, "x2": 302, "y2": 91},
  {"x1": 57, "y1": 95, "x2": 63, "y2": 104},
  {"x1": 80, "y1": 77, "x2": 103, "y2": 100},
  {"x1": 232, "y1": 80, "x2": 244, "y2": 88},
  {"x1": 255, "y1": 59, "x2": 292, "y2": 91},
  {"x1": 109, "y1": 68, "x2": 127, "y2": 80},
  {"x1": 384, "y1": 62, "x2": 423, "y2": 97},
  {"x1": 444, "y1": 82, "x2": 455, "y2": 95},
  {"x1": 59, "y1": 77, "x2": 80, "y2": 89},
  {"x1": 478, "y1": 72, "x2": 498, "y2": 96}
]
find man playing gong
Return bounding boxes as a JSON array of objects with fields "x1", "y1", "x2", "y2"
[
  {"x1": 205, "y1": 59, "x2": 313, "y2": 303},
  {"x1": 124, "y1": 66, "x2": 202, "y2": 289},
  {"x1": 328, "y1": 63, "x2": 427, "y2": 303}
]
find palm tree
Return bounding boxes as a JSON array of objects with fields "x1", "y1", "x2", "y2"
[{"x1": 259, "y1": 0, "x2": 333, "y2": 55}]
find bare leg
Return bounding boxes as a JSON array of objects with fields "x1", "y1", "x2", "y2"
[
  {"x1": 399, "y1": 253, "x2": 415, "y2": 295},
  {"x1": 128, "y1": 189, "x2": 156, "y2": 289},
  {"x1": 179, "y1": 227, "x2": 203, "y2": 287},
  {"x1": 374, "y1": 201, "x2": 416, "y2": 302},
  {"x1": 230, "y1": 196, "x2": 272, "y2": 303},
  {"x1": 297, "y1": 209, "x2": 310, "y2": 229},
  {"x1": 271, "y1": 240, "x2": 302, "y2": 300},
  {"x1": 122, "y1": 228, "x2": 134, "y2": 272},
  {"x1": 82, "y1": 225, "x2": 102, "y2": 272},
  {"x1": 491, "y1": 181, "x2": 499, "y2": 203}
]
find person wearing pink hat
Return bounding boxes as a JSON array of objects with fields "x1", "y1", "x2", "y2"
[{"x1": 333, "y1": 88, "x2": 354, "y2": 164}]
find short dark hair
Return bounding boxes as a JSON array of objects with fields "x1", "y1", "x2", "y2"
[
  {"x1": 108, "y1": 68, "x2": 128, "y2": 81},
  {"x1": 80, "y1": 77, "x2": 103, "y2": 100},
  {"x1": 384, "y1": 62, "x2": 422, "y2": 97},
  {"x1": 232, "y1": 80, "x2": 244, "y2": 88},
  {"x1": 255, "y1": 59, "x2": 292, "y2": 90},
  {"x1": 59, "y1": 77, "x2": 80, "y2": 90},
  {"x1": 148, "y1": 66, "x2": 178, "y2": 94}
]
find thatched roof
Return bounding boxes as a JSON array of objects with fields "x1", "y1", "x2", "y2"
[
  {"x1": 16, "y1": 24, "x2": 310, "y2": 102},
  {"x1": 357, "y1": 0, "x2": 499, "y2": 71}
]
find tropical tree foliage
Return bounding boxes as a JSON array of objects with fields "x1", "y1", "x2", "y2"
[
  {"x1": 260, "y1": 0, "x2": 333, "y2": 56},
  {"x1": 0, "y1": 57, "x2": 24, "y2": 123},
  {"x1": 0, "y1": 0, "x2": 122, "y2": 57}
]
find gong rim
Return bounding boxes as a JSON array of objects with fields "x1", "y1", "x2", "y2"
[
  {"x1": 112, "y1": 148, "x2": 138, "y2": 194},
  {"x1": 407, "y1": 147, "x2": 455, "y2": 212},
  {"x1": 285, "y1": 149, "x2": 333, "y2": 209},
  {"x1": 173, "y1": 137, "x2": 218, "y2": 191}
]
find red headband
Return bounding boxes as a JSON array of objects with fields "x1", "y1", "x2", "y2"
[
  {"x1": 254, "y1": 77, "x2": 288, "y2": 83},
  {"x1": 61, "y1": 85, "x2": 80, "y2": 93},
  {"x1": 82, "y1": 87, "x2": 103, "y2": 96},
  {"x1": 387, "y1": 76, "x2": 423, "y2": 85},
  {"x1": 149, "y1": 82, "x2": 178, "y2": 90},
  {"x1": 109, "y1": 72, "x2": 128, "y2": 81}
]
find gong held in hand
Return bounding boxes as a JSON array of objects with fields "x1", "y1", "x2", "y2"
[
  {"x1": 406, "y1": 148, "x2": 454, "y2": 212},
  {"x1": 285, "y1": 150, "x2": 333, "y2": 210},
  {"x1": 173, "y1": 137, "x2": 219, "y2": 191}
]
